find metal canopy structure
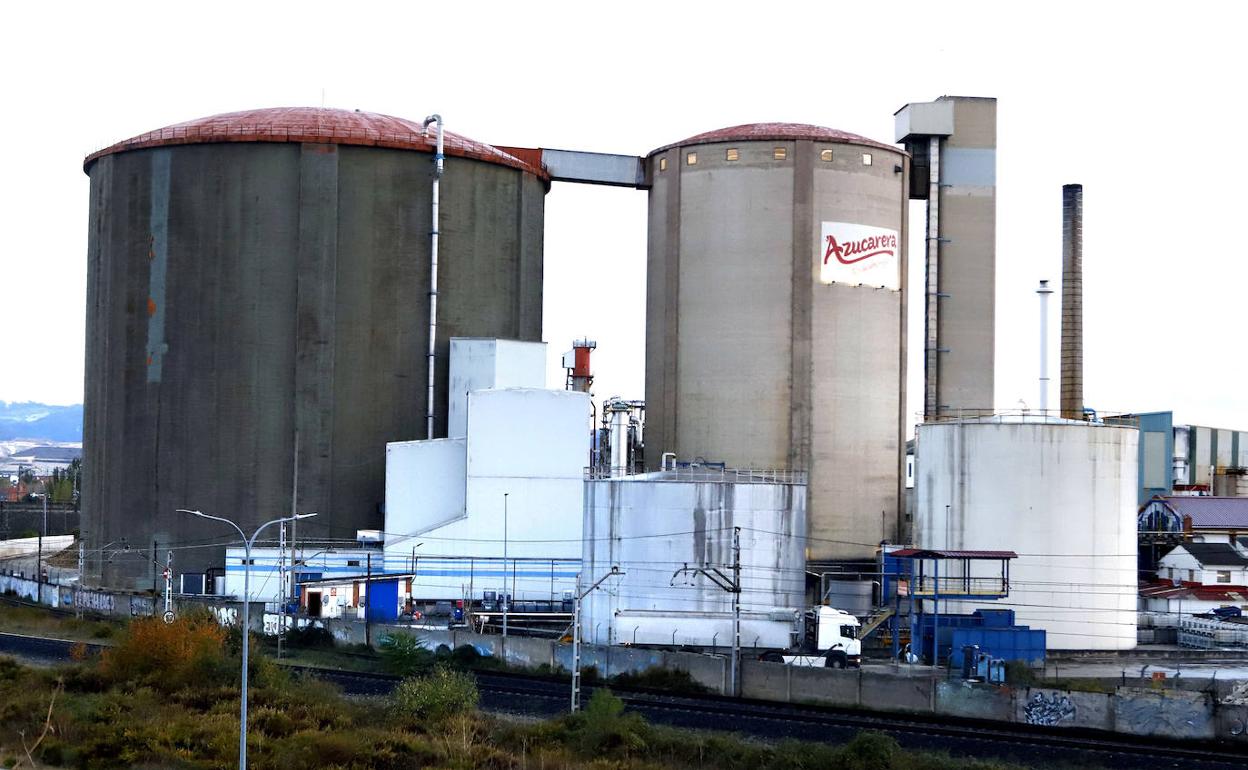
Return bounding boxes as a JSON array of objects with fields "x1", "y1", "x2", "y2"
[{"x1": 886, "y1": 548, "x2": 1017, "y2": 663}]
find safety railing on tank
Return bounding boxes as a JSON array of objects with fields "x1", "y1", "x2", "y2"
[
  {"x1": 584, "y1": 466, "x2": 807, "y2": 485},
  {"x1": 916, "y1": 408, "x2": 1139, "y2": 428}
]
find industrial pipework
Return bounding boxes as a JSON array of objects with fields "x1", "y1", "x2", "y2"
[
  {"x1": 423, "y1": 114, "x2": 444, "y2": 439},
  {"x1": 1036, "y1": 279, "x2": 1053, "y2": 413},
  {"x1": 1060, "y1": 184, "x2": 1083, "y2": 420}
]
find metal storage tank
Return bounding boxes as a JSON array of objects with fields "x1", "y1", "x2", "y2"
[
  {"x1": 643, "y1": 124, "x2": 908, "y2": 564},
  {"x1": 82, "y1": 107, "x2": 547, "y2": 588},
  {"x1": 914, "y1": 417, "x2": 1139, "y2": 650},
  {"x1": 581, "y1": 468, "x2": 807, "y2": 647}
]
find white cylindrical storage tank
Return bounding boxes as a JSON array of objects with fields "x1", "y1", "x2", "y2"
[
  {"x1": 581, "y1": 469, "x2": 806, "y2": 648},
  {"x1": 914, "y1": 417, "x2": 1138, "y2": 650}
]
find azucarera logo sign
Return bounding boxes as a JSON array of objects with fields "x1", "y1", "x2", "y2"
[{"x1": 819, "y1": 222, "x2": 900, "y2": 289}]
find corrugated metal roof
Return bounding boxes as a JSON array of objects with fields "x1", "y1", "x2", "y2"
[
  {"x1": 889, "y1": 548, "x2": 1018, "y2": 560},
  {"x1": 648, "y1": 122, "x2": 901, "y2": 156},
  {"x1": 1160, "y1": 496, "x2": 1248, "y2": 529},
  {"x1": 84, "y1": 107, "x2": 547, "y2": 178}
]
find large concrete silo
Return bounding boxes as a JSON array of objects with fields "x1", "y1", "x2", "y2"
[
  {"x1": 643, "y1": 124, "x2": 909, "y2": 564},
  {"x1": 82, "y1": 107, "x2": 547, "y2": 588}
]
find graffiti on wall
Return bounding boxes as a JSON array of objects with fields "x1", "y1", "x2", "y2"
[
  {"x1": 75, "y1": 590, "x2": 115, "y2": 613},
  {"x1": 129, "y1": 596, "x2": 154, "y2": 617},
  {"x1": 210, "y1": 605, "x2": 239, "y2": 626},
  {"x1": 1117, "y1": 692, "x2": 1211, "y2": 738},
  {"x1": 1024, "y1": 692, "x2": 1077, "y2": 726}
]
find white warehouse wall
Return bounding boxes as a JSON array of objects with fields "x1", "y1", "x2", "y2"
[
  {"x1": 385, "y1": 439, "x2": 466, "y2": 551},
  {"x1": 915, "y1": 418, "x2": 1138, "y2": 650},
  {"x1": 383, "y1": 387, "x2": 590, "y2": 601},
  {"x1": 581, "y1": 472, "x2": 807, "y2": 647},
  {"x1": 447, "y1": 338, "x2": 547, "y2": 439}
]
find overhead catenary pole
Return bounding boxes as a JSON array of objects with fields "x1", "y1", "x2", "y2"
[
  {"x1": 502, "y1": 492, "x2": 509, "y2": 639},
  {"x1": 75, "y1": 539, "x2": 84, "y2": 618},
  {"x1": 731, "y1": 526, "x2": 742, "y2": 698},
  {"x1": 163, "y1": 550, "x2": 173, "y2": 620},
  {"x1": 37, "y1": 489, "x2": 47, "y2": 587},
  {"x1": 365, "y1": 551, "x2": 373, "y2": 648},
  {"x1": 669, "y1": 529, "x2": 743, "y2": 697},
  {"x1": 571, "y1": 565, "x2": 623, "y2": 712}
]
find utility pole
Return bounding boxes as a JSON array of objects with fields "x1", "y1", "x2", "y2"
[
  {"x1": 571, "y1": 565, "x2": 623, "y2": 712},
  {"x1": 502, "y1": 493, "x2": 509, "y2": 640},
  {"x1": 670, "y1": 526, "x2": 743, "y2": 697}
]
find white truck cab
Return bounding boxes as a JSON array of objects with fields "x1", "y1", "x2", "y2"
[{"x1": 759, "y1": 605, "x2": 862, "y2": 668}]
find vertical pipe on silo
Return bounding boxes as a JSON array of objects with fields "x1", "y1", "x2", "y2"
[
  {"x1": 423, "y1": 115, "x2": 444, "y2": 439},
  {"x1": 1060, "y1": 184, "x2": 1083, "y2": 420},
  {"x1": 923, "y1": 137, "x2": 942, "y2": 420},
  {"x1": 1036, "y1": 280, "x2": 1053, "y2": 415}
]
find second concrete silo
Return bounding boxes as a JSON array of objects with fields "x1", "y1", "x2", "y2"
[
  {"x1": 82, "y1": 107, "x2": 547, "y2": 588},
  {"x1": 643, "y1": 124, "x2": 909, "y2": 565}
]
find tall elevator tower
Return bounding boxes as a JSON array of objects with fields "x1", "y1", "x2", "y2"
[{"x1": 895, "y1": 97, "x2": 997, "y2": 419}]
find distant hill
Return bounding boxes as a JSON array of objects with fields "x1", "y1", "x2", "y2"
[{"x1": 0, "y1": 402, "x2": 83, "y2": 442}]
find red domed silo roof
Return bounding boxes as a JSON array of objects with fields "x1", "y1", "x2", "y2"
[
  {"x1": 84, "y1": 107, "x2": 547, "y2": 178},
  {"x1": 648, "y1": 122, "x2": 899, "y2": 156}
]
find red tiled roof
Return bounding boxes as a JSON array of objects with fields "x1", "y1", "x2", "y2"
[
  {"x1": 889, "y1": 548, "x2": 1018, "y2": 560},
  {"x1": 1139, "y1": 579, "x2": 1248, "y2": 602},
  {"x1": 84, "y1": 107, "x2": 547, "y2": 178},
  {"x1": 648, "y1": 122, "x2": 900, "y2": 156}
]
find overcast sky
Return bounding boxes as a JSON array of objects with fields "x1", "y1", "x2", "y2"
[{"x1": 2, "y1": 1, "x2": 1244, "y2": 436}]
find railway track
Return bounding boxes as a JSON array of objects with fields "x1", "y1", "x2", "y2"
[{"x1": 1, "y1": 630, "x2": 1245, "y2": 769}]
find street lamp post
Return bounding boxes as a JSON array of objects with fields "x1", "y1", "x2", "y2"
[{"x1": 178, "y1": 508, "x2": 316, "y2": 770}]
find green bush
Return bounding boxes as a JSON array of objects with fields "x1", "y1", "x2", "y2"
[
  {"x1": 283, "y1": 623, "x2": 337, "y2": 649},
  {"x1": 390, "y1": 665, "x2": 480, "y2": 724},
  {"x1": 609, "y1": 666, "x2": 709, "y2": 694},
  {"x1": 571, "y1": 689, "x2": 649, "y2": 756},
  {"x1": 378, "y1": 632, "x2": 436, "y2": 676},
  {"x1": 837, "y1": 731, "x2": 901, "y2": 770}
]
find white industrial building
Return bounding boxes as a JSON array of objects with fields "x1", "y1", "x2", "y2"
[
  {"x1": 382, "y1": 338, "x2": 589, "y2": 603},
  {"x1": 218, "y1": 338, "x2": 587, "y2": 607},
  {"x1": 580, "y1": 467, "x2": 807, "y2": 649},
  {"x1": 915, "y1": 415, "x2": 1139, "y2": 650}
]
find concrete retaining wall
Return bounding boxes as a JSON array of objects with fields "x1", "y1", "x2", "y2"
[{"x1": 3, "y1": 576, "x2": 1244, "y2": 745}]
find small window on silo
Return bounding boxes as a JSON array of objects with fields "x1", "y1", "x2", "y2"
[
  {"x1": 820, "y1": 149, "x2": 834, "y2": 162},
  {"x1": 686, "y1": 152, "x2": 698, "y2": 166},
  {"x1": 773, "y1": 147, "x2": 787, "y2": 160},
  {"x1": 861, "y1": 153, "x2": 873, "y2": 166},
  {"x1": 659, "y1": 157, "x2": 667, "y2": 172},
  {"x1": 726, "y1": 148, "x2": 739, "y2": 161}
]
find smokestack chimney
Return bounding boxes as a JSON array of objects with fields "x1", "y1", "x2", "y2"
[
  {"x1": 1036, "y1": 279, "x2": 1053, "y2": 414},
  {"x1": 564, "y1": 338, "x2": 596, "y2": 393},
  {"x1": 1060, "y1": 184, "x2": 1083, "y2": 420}
]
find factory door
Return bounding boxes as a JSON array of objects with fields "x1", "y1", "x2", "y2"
[
  {"x1": 307, "y1": 591, "x2": 323, "y2": 618},
  {"x1": 367, "y1": 579, "x2": 401, "y2": 622}
]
